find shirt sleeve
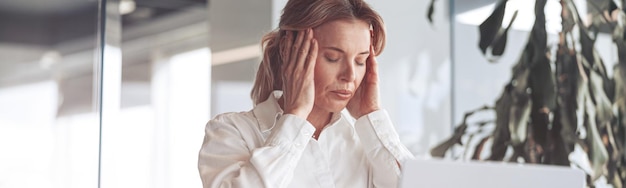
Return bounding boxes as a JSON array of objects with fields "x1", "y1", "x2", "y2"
[
  {"x1": 354, "y1": 109, "x2": 415, "y2": 188},
  {"x1": 198, "y1": 114, "x2": 315, "y2": 188}
]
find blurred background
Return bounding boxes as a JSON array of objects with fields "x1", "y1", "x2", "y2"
[{"x1": 0, "y1": 0, "x2": 618, "y2": 187}]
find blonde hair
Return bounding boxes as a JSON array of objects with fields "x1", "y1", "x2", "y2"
[{"x1": 251, "y1": 0, "x2": 386, "y2": 105}]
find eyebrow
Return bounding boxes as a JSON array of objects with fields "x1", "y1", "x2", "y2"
[{"x1": 323, "y1": 46, "x2": 369, "y2": 55}]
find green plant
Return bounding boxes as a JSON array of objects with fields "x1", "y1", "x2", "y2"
[{"x1": 430, "y1": 0, "x2": 626, "y2": 186}]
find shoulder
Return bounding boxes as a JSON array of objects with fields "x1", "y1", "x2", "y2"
[
  {"x1": 204, "y1": 110, "x2": 264, "y2": 148},
  {"x1": 206, "y1": 110, "x2": 258, "y2": 131}
]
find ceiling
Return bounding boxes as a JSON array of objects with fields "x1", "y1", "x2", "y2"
[
  {"x1": 0, "y1": 0, "x2": 270, "y2": 57},
  {"x1": 0, "y1": 0, "x2": 271, "y2": 116},
  {"x1": 0, "y1": 0, "x2": 96, "y2": 15},
  {"x1": 0, "y1": 0, "x2": 207, "y2": 46}
]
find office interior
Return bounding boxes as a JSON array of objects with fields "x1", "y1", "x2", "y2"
[{"x1": 0, "y1": 0, "x2": 622, "y2": 187}]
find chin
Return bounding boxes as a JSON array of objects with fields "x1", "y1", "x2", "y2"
[{"x1": 316, "y1": 96, "x2": 350, "y2": 113}]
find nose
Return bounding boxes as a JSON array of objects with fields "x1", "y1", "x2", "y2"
[{"x1": 339, "y1": 61, "x2": 356, "y2": 82}]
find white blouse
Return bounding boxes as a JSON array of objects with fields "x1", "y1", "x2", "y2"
[{"x1": 198, "y1": 91, "x2": 414, "y2": 188}]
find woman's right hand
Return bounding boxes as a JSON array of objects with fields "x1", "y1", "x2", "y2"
[{"x1": 280, "y1": 29, "x2": 318, "y2": 119}]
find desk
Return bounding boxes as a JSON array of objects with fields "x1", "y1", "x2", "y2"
[{"x1": 400, "y1": 159, "x2": 586, "y2": 188}]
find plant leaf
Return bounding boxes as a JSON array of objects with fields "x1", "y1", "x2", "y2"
[
  {"x1": 530, "y1": 0, "x2": 548, "y2": 65},
  {"x1": 427, "y1": 0, "x2": 436, "y2": 24},
  {"x1": 583, "y1": 93, "x2": 609, "y2": 181},
  {"x1": 508, "y1": 69, "x2": 532, "y2": 146},
  {"x1": 554, "y1": 40, "x2": 581, "y2": 148},
  {"x1": 580, "y1": 25, "x2": 596, "y2": 65},
  {"x1": 479, "y1": 0, "x2": 508, "y2": 54},
  {"x1": 613, "y1": 25, "x2": 626, "y2": 64},
  {"x1": 529, "y1": 57, "x2": 557, "y2": 110},
  {"x1": 491, "y1": 10, "x2": 519, "y2": 57},
  {"x1": 528, "y1": 55, "x2": 556, "y2": 152},
  {"x1": 430, "y1": 123, "x2": 467, "y2": 157},
  {"x1": 490, "y1": 87, "x2": 512, "y2": 160},
  {"x1": 490, "y1": 54, "x2": 532, "y2": 160},
  {"x1": 609, "y1": 0, "x2": 618, "y2": 13},
  {"x1": 588, "y1": 64, "x2": 613, "y2": 123},
  {"x1": 586, "y1": 0, "x2": 619, "y2": 16},
  {"x1": 613, "y1": 65, "x2": 626, "y2": 128},
  {"x1": 562, "y1": 1, "x2": 577, "y2": 33}
]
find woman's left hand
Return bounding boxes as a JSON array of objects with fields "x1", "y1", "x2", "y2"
[{"x1": 347, "y1": 45, "x2": 381, "y2": 119}]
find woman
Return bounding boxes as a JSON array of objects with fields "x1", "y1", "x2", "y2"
[{"x1": 198, "y1": 0, "x2": 414, "y2": 187}]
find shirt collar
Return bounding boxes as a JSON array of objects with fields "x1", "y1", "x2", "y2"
[
  {"x1": 252, "y1": 90, "x2": 348, "y2": 132},
  {"x1": 252, "y1": 91, "x2": 284, "y2": 132}
]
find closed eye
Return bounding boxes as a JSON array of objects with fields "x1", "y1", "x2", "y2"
[
  {"x1": 355, "y1": 56, "x2": 367, "y2": 66},
  {"x1": 325, "y1": 56, "x2": 339, "y2": 62}
]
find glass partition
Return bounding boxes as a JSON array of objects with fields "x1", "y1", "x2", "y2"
[
  {"x1": 98, "y1": 0, "x2": 210, "y2": 187},
  {"x1": 0, "y1": 0, "x2": 210, "y2": 187},
  {"x1": 0, "y1": 1, "x2": 101, "y2": 187}
]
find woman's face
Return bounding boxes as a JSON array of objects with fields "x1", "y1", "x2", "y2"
[{"x1": 312, "y1": 19, "x2": 371, "y2": 113}]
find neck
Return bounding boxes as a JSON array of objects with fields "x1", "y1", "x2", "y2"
[
  {"x1": 308, "y1": 106, "x2": 332, "y2": 140},
  {"x1": 307, "y1": 106, "x2": 332, "y2": 130}
]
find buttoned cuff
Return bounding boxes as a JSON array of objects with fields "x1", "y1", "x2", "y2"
[{"x1": 264, "y1": 114, "x2": 315, "y2": 152}]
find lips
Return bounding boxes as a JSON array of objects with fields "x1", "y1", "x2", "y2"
[{"x1": 331, "y1": 89, "x2": 353, "y2": 100}]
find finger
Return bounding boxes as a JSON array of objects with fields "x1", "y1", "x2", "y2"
[
  {"x1": 280, "y1": 34, "x2": 288, "y2": 66},
  {"x1": 367, "y1": 45, "x2": 379, "y2": 81},
  {"x1": 289, "y1": 30, "x2": 306, "y2": 71},
  {"x1": 305, "y1": 38, "x2": 318, "y2": 77},
  {"x1": 294, "y1": 29, "x2": 310, "y2": 71},
  {"x1": 282, "y1": 31, "x2": 294, "y2": 71},
  {"x1": 297, "y1": 29, "x2": 313, "y2": 71}
]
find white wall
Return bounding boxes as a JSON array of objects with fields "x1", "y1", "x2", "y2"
[{"x1": 368, "y1": 0, "x2": 452, "y2": 156}]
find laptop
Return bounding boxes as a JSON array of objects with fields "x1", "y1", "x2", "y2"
[{"x1": 400, "y1": 159, "x2": 586, "y2": 188}]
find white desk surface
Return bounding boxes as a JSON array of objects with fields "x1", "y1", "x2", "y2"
[{"x1": 400, "y1": 159, "x2": 586, "y2": 188}]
